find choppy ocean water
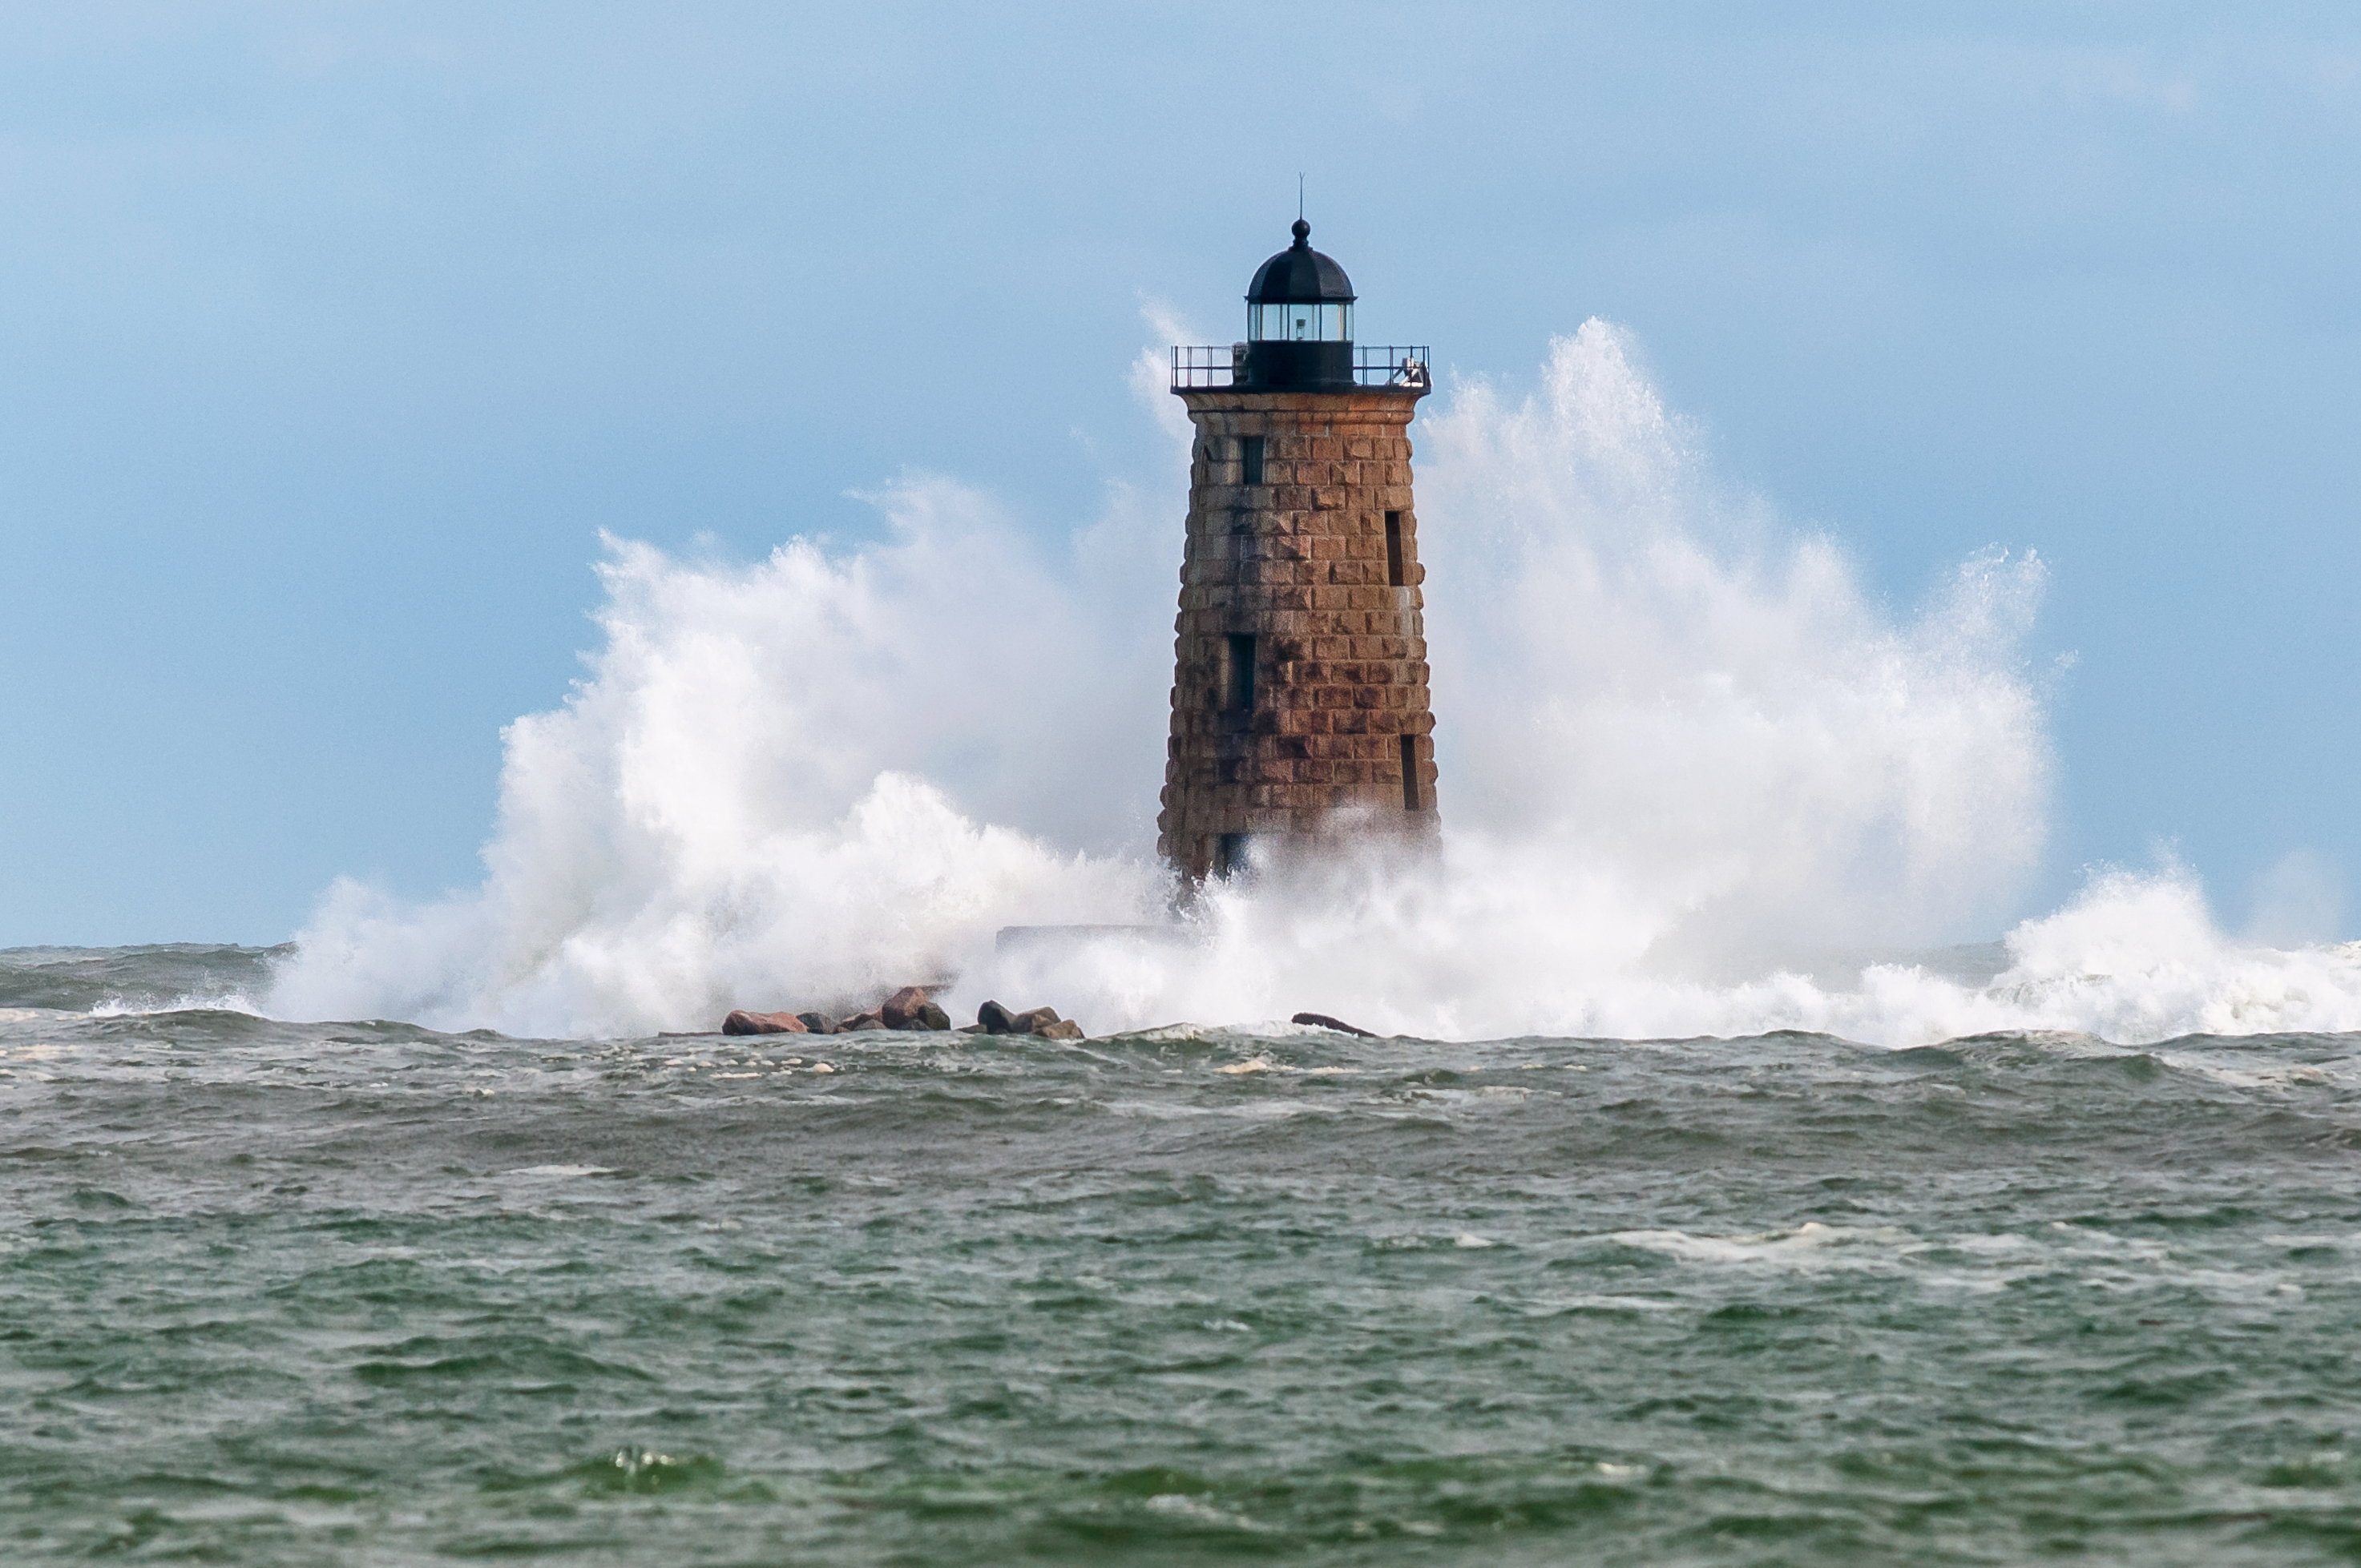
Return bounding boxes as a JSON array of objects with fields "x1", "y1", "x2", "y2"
[{"x1": 8, "y1": 943, "x2": 2361, "y2": 1565}]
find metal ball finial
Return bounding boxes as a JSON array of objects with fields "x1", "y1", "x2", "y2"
[{"x1": 1290, "y1": 218, "x2": 1310, "y2": 246}]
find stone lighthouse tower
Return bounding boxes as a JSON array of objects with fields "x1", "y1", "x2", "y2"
[{"x1": 1159, "y1": 220, "x2": 1435, "y2": 881}]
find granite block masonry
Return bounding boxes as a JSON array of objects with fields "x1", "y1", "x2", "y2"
[{"x1": 1160, "y1": 220, "x2": 1437, "y2": 882}]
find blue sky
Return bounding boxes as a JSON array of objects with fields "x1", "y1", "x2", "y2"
[{"x1": 3, "y1": 2, "x2": 2356, "y2": 946}]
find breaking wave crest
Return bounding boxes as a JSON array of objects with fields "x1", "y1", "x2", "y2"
[{"x1": 264, "y1": 324, "x2": 2361, "y2": 1044}]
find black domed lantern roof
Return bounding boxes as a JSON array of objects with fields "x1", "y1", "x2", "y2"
[{"x1": 1246, "y1": 220, "x2": 1356, "y2": 305}]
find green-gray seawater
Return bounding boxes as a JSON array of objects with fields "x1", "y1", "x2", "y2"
[{"x1": 6, "y1": 944, "x2": 2361, "y2": 1564}]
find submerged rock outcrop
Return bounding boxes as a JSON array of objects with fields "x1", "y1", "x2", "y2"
[
  {"x1": 721, "y1": 1009, "x2": 807, "y2": 1035},
  {"x1": 976, "y1": 1001, "x2": 1084, "y2": 1040},
  {"x1": 721, "y1": 986, "x2": 1076, "y2": 1038},
  {"x1": 1292, "y1": 1011, "x2": 1376, "y2": 1038}
]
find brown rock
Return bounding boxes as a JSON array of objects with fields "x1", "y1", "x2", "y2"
[
  {"x1": 795, "y1": 1012, "x2": 837, "y2": 1034},
  {"x1": 1034, "y1": 1018, "x2": 1084, "y2": 1041},
  {"x1": 1013, "y1": 1006, "x2": 1062, "y2": 1034},
  {"x1": 879, "y1": 986, "x2": 933, "y2": 1030},
  {"x1": 975, "y1": 999, "x2": 1020, "y2": 1034},
  {"x1": 838, "y1": 1010, "x2": 886, "y2": 1031},
  {"x1": 721, "y1": 1009, "x2": 807, "y2": 1036},
  {"x1": 915, "y1": 1002, "x2": 952, "y2": 1031}
]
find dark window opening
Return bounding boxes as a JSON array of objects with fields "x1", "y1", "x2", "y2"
[
  {"x1": 1225, "y1": 633, "x2": 1257, "y2": 712},
  {"x1": 1400, "y1": 735, "x2": 1421, "y2": 811},
  {"x1": 1240, "y1": 436, "x2": 1265, "y2": 486},
  {"x1": 1384, "y1": 510, "x2": 1405, "y2": 587},
  {"x1": 1215, "y1": 832, "x2": 1251, "y2": 879}
]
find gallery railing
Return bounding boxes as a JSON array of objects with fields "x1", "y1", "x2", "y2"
[{"x1": 1169, "y1": 345, "x2": 1432, "y2": 390}]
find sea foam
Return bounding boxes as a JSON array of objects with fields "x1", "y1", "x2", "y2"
[{"x1": 265, "y1": 323, "x2": 2361, "y2": 1044}]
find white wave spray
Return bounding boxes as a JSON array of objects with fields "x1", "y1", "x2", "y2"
[{"x1": 266, "y1": 324, "x2": 2361, "y2": 1044}]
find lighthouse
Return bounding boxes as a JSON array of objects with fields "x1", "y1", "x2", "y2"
[{"x1": 1160, "y1": 220, "x2": 1436, "y2": 881}]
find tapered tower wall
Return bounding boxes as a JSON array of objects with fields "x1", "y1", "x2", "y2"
[{"x1": 1158, "y1": 385, "x2": 1437, "y2": 880}]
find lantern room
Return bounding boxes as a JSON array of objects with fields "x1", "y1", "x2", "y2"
[{"x1": 1241, "y1": 219, "x2": 1356, "y2": 389}]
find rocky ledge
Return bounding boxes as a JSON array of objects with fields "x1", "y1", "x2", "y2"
[{"x1": 722, "y1": 987, "x2": 1083, "y2": 1040}]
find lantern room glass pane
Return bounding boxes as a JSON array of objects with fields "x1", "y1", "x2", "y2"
[{"x1": 1247, "y1": 301, "x2": 1353, "y2": 341}]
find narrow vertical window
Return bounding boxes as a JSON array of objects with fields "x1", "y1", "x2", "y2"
[
  {"x1": 1215, "y1": 832, "x2": 1250, "y2": 878},
  {"x1": 1400, "y1": 735, "x2": 1420, "y2": 811},
  {"x1": 1225, "y1": 634, "x2": 1257, "y2": 712},
  {"x1": 1240, "y1": 435, "x2": 1265, "y2": 486},
  {"x1": 1384, "y1": 511, "x2": 1405, "y2": 587}
]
